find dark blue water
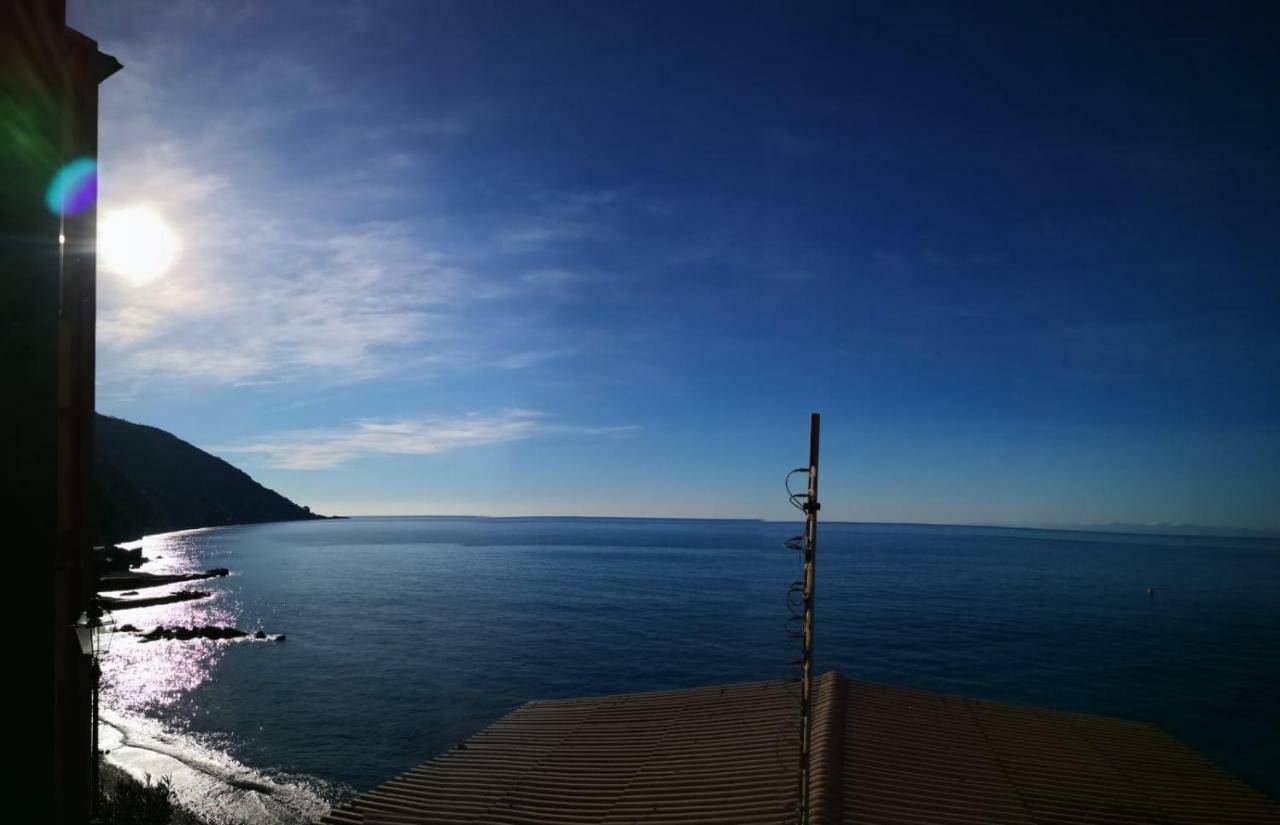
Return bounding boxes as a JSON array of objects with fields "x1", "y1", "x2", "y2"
[{"x1": 103, "y1": 517, "x2": 1280, "y2": 812}]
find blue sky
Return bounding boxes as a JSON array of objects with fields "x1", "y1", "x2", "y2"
[{"x1": 71, "y1": 2, "x2": 1278, "y2": 529}]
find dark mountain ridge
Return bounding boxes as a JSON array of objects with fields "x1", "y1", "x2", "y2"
[{"x1": 95, "y1": 413, "x2": 324, "y2": 544}]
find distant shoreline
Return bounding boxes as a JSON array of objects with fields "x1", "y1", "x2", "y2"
[{"x1": 116, "y1": 513, "x2": 346, "y2": 546}]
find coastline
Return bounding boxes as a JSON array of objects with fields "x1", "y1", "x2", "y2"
[
  {"x1": 99, "y1": 568, "x2": 230, "y2": 610},
  {"x1": 100, "y1": 709, "x2": 334, "y2": 825},
  {"x1": 97, "y1": 525, "x2": 337, "y2": 824}
]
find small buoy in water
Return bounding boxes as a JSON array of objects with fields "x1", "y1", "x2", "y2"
[{"x1": 1146, "y1": 587, "x2": 1155, "y2": 596}]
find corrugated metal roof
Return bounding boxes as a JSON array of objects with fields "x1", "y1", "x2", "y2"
[
  {"x1": 833, "y1": 677, "x2": 1277, "y2": 825},
  {"x1": 321, "y1": 672, "x2": 1276, "y2": 825}
]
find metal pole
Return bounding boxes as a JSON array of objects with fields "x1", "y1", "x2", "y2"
[
  {"x1": 91, "y1": 657, "x2": 99, "y2": 819},
  {"x1": 798, "y1": 413, "x2": 821, "y2": 823}
]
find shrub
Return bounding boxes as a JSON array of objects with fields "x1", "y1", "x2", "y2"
[{"x1": 98, "y1": 772, "x2": 174, "y2": 825}]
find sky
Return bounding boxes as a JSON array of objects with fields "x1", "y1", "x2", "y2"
[{"x1": 68, "y1": 1, "x2": 1278, "y2": 530}]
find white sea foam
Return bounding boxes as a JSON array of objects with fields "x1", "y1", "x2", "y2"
[{"x1": 100, "y1": 708, "x2": 337, "y2": 825}]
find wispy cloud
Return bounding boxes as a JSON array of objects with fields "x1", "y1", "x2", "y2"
[
  {"x1": 491, "y1": 189, "x2": 623, "y2": 252},
  {"x1": 96, "y1": 199, "x2": 466, "y2": 385},
  {"x1": 219, "y1": 411, "x2": 636, "y2": 469},
  {"x1": 87, "y1": 11, "x2": 574, "y2": 394},
  {"x1": 491, "y1": 348, "x2": 577, "y2": 370},
  {"x1": 495, "y1": 222, "x2": 604, "y2": 252},
  {"x1": 521, "y1": 268, "x2": 592, "y2": 295}
]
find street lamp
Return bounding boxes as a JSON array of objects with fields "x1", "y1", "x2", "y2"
[
  {"x1": 74, "y1": 602, "x2": 115, "y2": 816},
  {"x1": 74, "y1": 603, "x2": 115, "y2": 658}
]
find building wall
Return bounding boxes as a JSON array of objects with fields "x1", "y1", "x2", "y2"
[{"x1": 1, "y1": 2, "x2": 112, "y2": 821}]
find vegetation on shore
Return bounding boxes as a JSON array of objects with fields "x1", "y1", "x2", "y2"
[
  {"x1": 98, "y1": 765, "x2": 203, "y2": 825},
  {"x1": 96, "y1": 413, "x2": 327, "y2": 544}
]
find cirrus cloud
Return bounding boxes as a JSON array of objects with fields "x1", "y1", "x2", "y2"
[{"x1": 218, "y1": 410, "x2": 637, "y2": 470}]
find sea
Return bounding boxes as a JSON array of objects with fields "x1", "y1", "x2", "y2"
[{"x1": 98, "y1": 517, "x2": 1280, "y2": 822}]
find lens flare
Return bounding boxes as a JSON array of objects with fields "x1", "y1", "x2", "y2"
[{"x1": 45, "y1": 157, "x2": 98, "y2": 215}]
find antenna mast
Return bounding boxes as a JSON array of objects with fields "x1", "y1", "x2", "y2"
[{"x1": 786, "y1": 413, "x2": 821, "y2": 823}]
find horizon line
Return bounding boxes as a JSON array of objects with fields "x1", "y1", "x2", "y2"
[{"x1": 311, "y1": 513, "x2": 1280, "y2": 540}]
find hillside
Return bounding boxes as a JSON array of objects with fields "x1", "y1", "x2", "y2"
[{"x1": 95, "y1": 413, "x2": 323, "y2": 544}]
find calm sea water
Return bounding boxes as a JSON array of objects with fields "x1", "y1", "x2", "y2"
[{"x1": 100, "y1": 517, "x2": 1280, "y2": 821}]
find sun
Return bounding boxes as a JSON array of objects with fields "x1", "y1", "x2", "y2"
[{"x1": 99, "y1": 206, "x2": 181, "y2": 286}]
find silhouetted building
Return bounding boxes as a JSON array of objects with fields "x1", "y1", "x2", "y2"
[{"x1": 1, "y1": 1, "x2": 118, "y2": 821}]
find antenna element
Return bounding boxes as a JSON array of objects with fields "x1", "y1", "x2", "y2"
[{"x1": 786, "y1": 413, "x2": 821, "y2": 823}]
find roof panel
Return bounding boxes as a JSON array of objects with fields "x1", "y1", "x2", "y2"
[{"x1": 323, "y1": 673, "x2": 1277, "y2": 825}]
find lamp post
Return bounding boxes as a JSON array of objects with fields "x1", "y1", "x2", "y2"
[{"x1": 74, "y1": 601, "x2": 115, "y2": 818}]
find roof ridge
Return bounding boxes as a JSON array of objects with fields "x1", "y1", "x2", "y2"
[{"x1": 808, "y1": 671, "x2": 847, "y2": 825}]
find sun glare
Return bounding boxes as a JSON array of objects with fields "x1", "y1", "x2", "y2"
[{"x1": 99, "y1": 206, "x2": 181, "y2": 286}]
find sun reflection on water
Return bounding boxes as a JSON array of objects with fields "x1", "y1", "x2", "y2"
[
  {"x1": 100, "y1": 531, "x2": 243, "y2": 716},
  {"x1": 98, "y1": 527, "x2": 337, "y2": 822}
]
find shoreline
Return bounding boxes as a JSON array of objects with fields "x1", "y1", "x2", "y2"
[
  {"x1": 100, "y1": 568, "x2": 229, "y2": 591},
  {"x1": 100, "y1": 709, "x2": 333, "y2": 824},
  {"x1": 98, "y1": 568, "x2": 230, "y2": 610},
  {"x1": 99, "y1": 590, "x2": 211, "y2": 610},
  {"x1": 96, "y1": 541, "x2": 324, "y2": 823},
  {"x1": 102, "y1": 513, "x2": 345, "y2": 550}
]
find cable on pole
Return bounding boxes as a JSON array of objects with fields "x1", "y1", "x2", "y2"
[{"x1": 783, "y1": 413, "x2": 820, "y2": 824}]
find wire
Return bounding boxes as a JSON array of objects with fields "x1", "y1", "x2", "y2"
[
  {"x1": 778, "y1": 466, "x2": 811, "y2": 814},
  {"x1": 782, "y1": 459, "x2": 822, "y2": 824},
  {"x1": 785, "y1": 468, "x2": 809, "y2": 511}
]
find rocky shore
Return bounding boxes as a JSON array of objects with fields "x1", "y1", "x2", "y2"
[
  {"x1": 97, "y1": 566, "x2": 230, "y2": 610},
  {"x1": 95, "y1": 548, "x2": 284, "y2": 642},
  {"x1": 99, "y1": 590, "x2": 211, "y2": 610},
  {"x1": 100, "y1": 567, "x2": 230, "y2": 591},
  {"x1": 120, "y1": 624, "x2": 286, "y2": 642}
]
